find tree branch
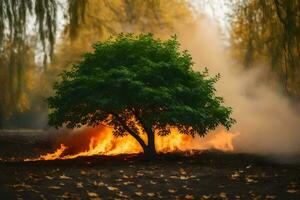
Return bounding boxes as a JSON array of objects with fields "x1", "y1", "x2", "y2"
[
  {"x1": 273, "y1": 0, "x2": 287, "y2": 27},
  {"x1": 131, "y1": 108, "x2": 146, "y2": 131},
  {"x1": 111, "y1": 112, "x2": 147, "y2": 150}
]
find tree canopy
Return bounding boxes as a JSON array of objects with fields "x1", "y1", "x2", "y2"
[{"x1": 49, "y1": 34, "x2": 235, "y2": 156}]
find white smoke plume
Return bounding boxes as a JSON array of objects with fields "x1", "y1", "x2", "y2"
[{"x1": 176, "y1": 19, "x2": 300, "y2": 156}]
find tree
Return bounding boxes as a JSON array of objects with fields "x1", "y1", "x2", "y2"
[
  {"x1": 48, "y1": 34, "x2": 235, "y2": 157},
  {"x1": 229, "y1": 0, "x2": 300, "y2": 96}
]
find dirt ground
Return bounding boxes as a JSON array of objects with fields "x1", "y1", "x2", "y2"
[{"x1": 0, "y1": 132, "x2": 299, "y2": 200}]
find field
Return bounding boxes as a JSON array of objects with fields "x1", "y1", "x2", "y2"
[{"x1": 0, "y1": 132, "x2": 299, "y2": 200}]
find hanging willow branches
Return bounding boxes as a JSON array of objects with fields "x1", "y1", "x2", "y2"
[
  {"x1": 68, "y1": 0, "x2": 86, "y2": 39},
  {"x1": 0, "y1": 0, "x2": 86, "y2": 120},
  {"x1": 230, "y1": 0, "x2": 300, "y2": 95},
  {"x1": 0, "y1": 0, "x2": 56, "y2": 61}
]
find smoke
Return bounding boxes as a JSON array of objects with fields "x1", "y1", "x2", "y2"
[
  {"x1": 47, "y1": 126, "x2": 108, "y2": 155},
  {"x1": 176, "y1": 19, "x2": 300, "y2": 156}
]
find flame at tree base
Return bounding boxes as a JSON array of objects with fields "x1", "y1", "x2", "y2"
[{"x1": 25, "y1": 126, "x2": 238, "y2": 161}]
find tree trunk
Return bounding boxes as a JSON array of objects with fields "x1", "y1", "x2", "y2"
[
  {"x1": 144, "y1": 145, "x2": 157, "y2": 158},
  {"x1": 114, "y1": 112, "x2": 157, "y2": 158},
  {"x1": 127, "y1": 129, "x2": 157, "y2": 158},
  {"x1": 144, "y1": 130, "x2": 157, "y2": 158}
]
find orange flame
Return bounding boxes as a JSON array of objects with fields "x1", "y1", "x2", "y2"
[
  {"x1": 38, "y1": 144, "x2": 67, "y2": 160},
  {"x1": 25, "y1": 126, "x2": 237, "y2": 161}
]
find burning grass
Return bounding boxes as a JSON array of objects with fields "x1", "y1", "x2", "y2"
[{"x1": 24, "y1": 125, "x2": 237, "y2": 161}]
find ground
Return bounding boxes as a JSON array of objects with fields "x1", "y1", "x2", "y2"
[{"x1": 0, "y1": 131, "x2": 299, "y2": 200}]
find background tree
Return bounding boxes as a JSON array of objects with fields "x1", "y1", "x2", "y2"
[
  {"x1": 0, "y1": 0, "x2": 82, "y2": 126},
  {"x1": 229, "y1": 0, "x2": 300, "y2": 96},
  {"x1": 48, "y1": 34, "x2": 235, "y2": 157}
]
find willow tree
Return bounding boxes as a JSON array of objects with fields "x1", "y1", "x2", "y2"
[
  {"x1": 230, "y1": 0, "x2": 300, "y2": 96},
  {"x1": 0, "y1": 0, "x2": 86, "y2": 122},
  {"x1": 48, "y1": 34, "x2": 235, "y2": 157}
]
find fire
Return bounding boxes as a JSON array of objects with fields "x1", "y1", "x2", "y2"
[
  {"x1": 25, "y1": 125, "x2": 237, "y2": 161},
  {"x1": 38, "y1": 144, "x2": 67, "y2": 160}
]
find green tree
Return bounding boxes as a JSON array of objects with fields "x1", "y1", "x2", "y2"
[{"x1": 48, "y1": 34, "x2": 235, "y2": 157}]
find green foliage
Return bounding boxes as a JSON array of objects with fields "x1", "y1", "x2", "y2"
[{"x1": 49, "y1": 33, "x2": 235, "y2": 143}]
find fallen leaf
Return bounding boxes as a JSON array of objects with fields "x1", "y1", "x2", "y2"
[
  {"x1": 87, "y1": 192, "x2": 97, "y2": 197},
  {"x1": 123, "y1": 181, "x2": 133, "y2": 185},
  {"x1": 80, "y1": 170, "x2": 87, "y2": 175},
  {"x1": 107, "y1": 186, "x2": 118, "y2": 191},
  {"x1": 185, "y1": 194, "x2": 194, "y2": 199},
  {"x1": 76, "y1": 182, "x2": 83, "y2": 188},
  {"x1": 245, "y1": 177, "x2": 256, "y2": 183},
  {"x1": 95, "y1": 182, "x2": 105, "y2": 187},
  {"x1": 147, "y1": 193, "x2": 155, "y2": 197},
  {"x1": 202, "y1": 195, "x2": 211, "y2": 199},
  {"x1": 287, "y1": 189, "x2": 297, "y2": 193},
  {"x1": 117, "y1": 192, "x2": 128, "y2": 198},
  {"x1": 45, "y1": 176, "x2": 53, "y2": 180},
  {"x1": 48, "y1": 186, "x2": 61, "y2": 189},
  {"x1": 231, "y1": 171, "x2": 240, "y2": 179},
  {"x1": 135, "y1": 192, "x2": 143, "y2": 196},
  {"x1": 12, "y1": 183, "x2": 32, "y2": 189},
  {"x1": 168, "y1": 189, "x2": 176, "y2": 193},
  {"x1": 180, "y1": 176, "x2": 189, "y2": 180},
  {"x1": 219, "y1": 192, "x2": 227, "y2": 198},
  {"x1": 59, "y1": 174, "x2": 71, "y2": 180}
]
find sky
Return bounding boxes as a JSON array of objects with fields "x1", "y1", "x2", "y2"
[
  {"x1": 189, "y1": 0, "x2": 233, "y2": 46},
  {"x1": 190, "y1": 0, "x2": 232, "y2": 29}
]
